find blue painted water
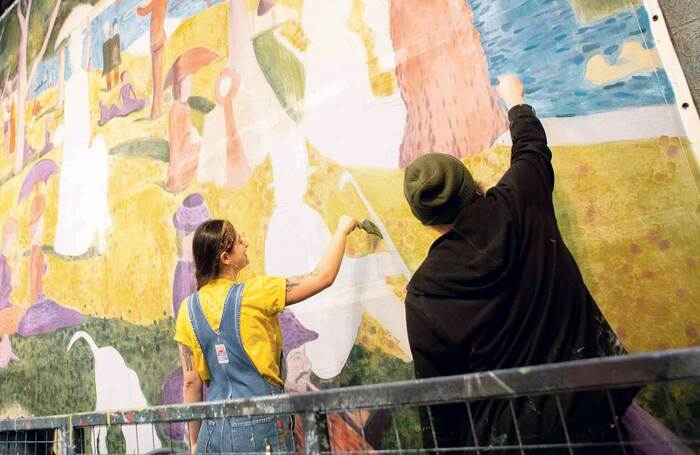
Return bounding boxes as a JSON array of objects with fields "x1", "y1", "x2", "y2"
[
  {"x1": 469, "y1": 0, "x2": 675, "y2": 116},
  {"x1": 31, "y1": 0, "x2": 676, "y2": 118}
]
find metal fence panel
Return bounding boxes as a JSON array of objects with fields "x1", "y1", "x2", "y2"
[{"x1": 1, "y1": 348, "x2": 698, "y2": 454}]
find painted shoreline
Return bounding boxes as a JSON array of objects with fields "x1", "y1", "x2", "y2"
[{"x1": 496, "y1": 104, "x2": 686, "y2": 146}]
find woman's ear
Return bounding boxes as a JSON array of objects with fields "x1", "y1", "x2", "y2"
[{"x1": 220, "y1": 250, "x2": 231, "y2": 266}]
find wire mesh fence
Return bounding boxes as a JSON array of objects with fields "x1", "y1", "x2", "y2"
[{"x1": 1, "y1": 347, "x2": 698, "y2": 454}]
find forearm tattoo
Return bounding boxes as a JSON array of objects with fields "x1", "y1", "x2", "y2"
[
  {"x1": 182, "y1": 346, "x2": 194, "y2": 372},
  {"x1": 285, "y1": 270, "x2": 319, "y2": 291}
]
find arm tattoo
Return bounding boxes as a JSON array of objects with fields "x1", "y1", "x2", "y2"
[
  {"x1": 285, "y1": 270, "x2": 319, "y2": 291},
  {"x1": 182, "y1": 347, "x2": 194, "y2": 372},
  {"x1": 285, "y1": 279, "x2": 300, "y2": 291}
]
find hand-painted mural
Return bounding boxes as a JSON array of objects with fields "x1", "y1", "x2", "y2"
[{"x1": 0, "y1": 0, "x2": 698, "y2": 450}]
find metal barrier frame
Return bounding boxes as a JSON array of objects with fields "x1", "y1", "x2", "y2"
[{"x1": 1, "y1": 347, "x2": 699, "y2": 454}]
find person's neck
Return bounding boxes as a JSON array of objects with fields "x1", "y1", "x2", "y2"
[{"x1": 218, "y1": 268, "x2": 239, "y2": 282}]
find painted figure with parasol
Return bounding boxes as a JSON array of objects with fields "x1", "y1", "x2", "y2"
[
  {"x1": 165, "y1": 47, "x2": 220, "y2": 192},
  {"x1": 16, "y1": 159, "x2": 84, "y2": 337}
]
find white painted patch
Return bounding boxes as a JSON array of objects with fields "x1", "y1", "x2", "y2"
[
  {"x1": 54, "y1": 28, "x2": 111, "y2": 258},
  {"x1": 198, "y1": 106, "x2": 229, "y2": 186},
  {"x1": 302, "y1": 0, "x2": 407, "y2": 169},
  {"x1": 0, "y1": 334, "x2": 19, "y2": 368},
  {"x1": 67, "y1": 331, "x2": 161, "y2": 454}
]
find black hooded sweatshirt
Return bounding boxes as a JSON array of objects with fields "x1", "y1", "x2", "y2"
[{"x1": 405, "y1": 105, "x2": 635, "y2": 453}]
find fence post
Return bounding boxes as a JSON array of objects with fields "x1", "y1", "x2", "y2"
[
  {"x1": 61, "y1": 416, "x2": 74, "y2": 455},
  {"x1": 301, "y1": 411, "x2": 329, "y2": 455}
]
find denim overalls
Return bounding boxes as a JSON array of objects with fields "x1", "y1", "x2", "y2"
[{"x1": 188, "y1": 284, "x2": 293, "y2": 453}]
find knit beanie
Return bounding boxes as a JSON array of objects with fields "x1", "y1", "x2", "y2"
[{"x1": 403, "y1": 153, "x2": 476, "y2": 226}]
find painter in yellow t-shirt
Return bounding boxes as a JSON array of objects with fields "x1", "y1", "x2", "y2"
[{"x1": 173, "y1": 275, "x2": 286, "y2": 387}]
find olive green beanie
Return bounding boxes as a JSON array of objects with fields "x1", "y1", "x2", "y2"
[{"x1": 403, "y1": 153, "x2": 477, "y2": 226}]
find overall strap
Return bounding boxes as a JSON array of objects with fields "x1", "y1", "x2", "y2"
[
  {"x1": 187, "y1": 285, "x2": 237, "y2": 349},
  {"x1": 219, "y1": 283, "x2": 245, "y2": 348}
]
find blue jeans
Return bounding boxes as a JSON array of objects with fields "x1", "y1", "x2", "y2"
[{"x1": 196, "y1": 416, "x2": 294, "y2": 453}]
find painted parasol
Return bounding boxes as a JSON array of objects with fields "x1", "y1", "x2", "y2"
[
  {"x1": 257, "y1": 0, "x2": 275, "y2": 16},
  {"x1": 54, "y1": 3, "x2": 94, "y2": 49},
  {"x1": 18, "y1": 159, "x2": 59, "y2": 203},
  {"x1": 164, "y1": 47, "x2": 221, "y2": 89}
]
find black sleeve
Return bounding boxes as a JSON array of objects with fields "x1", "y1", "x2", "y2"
[{"x1": 497, "y1": 105, "x2": 554, "y2": 207}]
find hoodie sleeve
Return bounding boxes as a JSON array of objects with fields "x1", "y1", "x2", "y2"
[{"x1": 497, "y1": 105, "x2": 554, "y2": 207}]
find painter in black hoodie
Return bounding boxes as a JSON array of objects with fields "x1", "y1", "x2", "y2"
[{"x1": 403, "y1": 75, "x2": 635, "y2": 453}]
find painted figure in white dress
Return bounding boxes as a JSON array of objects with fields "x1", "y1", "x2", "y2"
[{"x1": 53, "y1": 5, "x2": 112, "y2": 257}]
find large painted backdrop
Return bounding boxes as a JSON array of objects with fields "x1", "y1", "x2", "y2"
[{"x1": 0, "y1": 0, "x2": 698, "y2": 450}]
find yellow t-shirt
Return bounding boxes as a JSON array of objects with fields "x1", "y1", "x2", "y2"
[{"x1": 174, "y1": 276, "x2": 286, "y2": 387}]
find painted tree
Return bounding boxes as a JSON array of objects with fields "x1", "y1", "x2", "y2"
[
  {"x1": 12, "y1": 0, "x2": 63, "y2": 175},
  {"x1": 0, "y1": 18, "x2": 14, "y2": 131},
  {"x1": 55, "y1": 43, "x2": 65, "y2": 109}
]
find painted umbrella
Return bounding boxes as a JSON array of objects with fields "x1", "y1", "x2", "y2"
[
  {"x1": 164, "y1": 47, "x2": 221, "y2": 89},
  {"x1": 18, "y1": 159, "x2": 59, "y2": 203}
]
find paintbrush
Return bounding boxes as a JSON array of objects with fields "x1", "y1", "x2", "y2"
[{"x1": 359, "y1": 219, "x2": 383, "y2": 239}]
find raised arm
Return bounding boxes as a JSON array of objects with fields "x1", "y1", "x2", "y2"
[
  {"x1": 178, "y1": 343, "x2": 203, "y2": 454},
  {"x1": 496, "y1": 75, "x2": 554, "y2": 201},
  {"x1": 285, "y1": 215, "x2": 358, "y2": 305}
]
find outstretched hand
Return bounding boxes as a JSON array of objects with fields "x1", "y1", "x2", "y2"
[
  {"x1": 496, "y1": 74, "x2": 525, "y2": 110},
  {"x1": 337, "y1": 215, "x2": 359, "y2": 236}
]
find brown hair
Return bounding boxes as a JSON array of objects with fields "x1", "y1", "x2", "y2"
[{"x1": 192, "y1": 219, "x2": 236, "y2": 289}]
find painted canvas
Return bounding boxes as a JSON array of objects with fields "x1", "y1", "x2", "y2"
[{"x1": 0, "y1": 0, "x2": 698, "y2": 450}]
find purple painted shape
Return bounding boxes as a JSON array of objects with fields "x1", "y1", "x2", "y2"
[
  {"x1": 279, "y1": 311, "x2": 318, "y2": 355},
  {"x1": 98, "y1": 83, "x2": 146, "y2": 126},
  {"x1": 18, "y1": 159, "x2": 59, "y2": 203},
  {"x1": 257, "y1": 0, "x2": 275, "y2": 16},
  {"x1": 119, "y1": 83, "x2": 146, "y2": 114},
  {"x1": 161, "y1": 367, "x2": 208, "y2": 442},
  {"x1": 622, "y1": 403, "x2": 694, "y2": 455},
  {"x1": 17, "y1": 299, "x2": 84, "y2": 336},
  {"x1": 172, "y1": 193, "x2": 210, "y2": 233},
  {"x1": 99, "y1": 101, "x2": 121, "y2": 126},
  {"x1": 23, "y1": 139, "x2": 37, "y2": 166},
  {"x1": 161, "y1": 368, "x2": 186, "y2": 441},
  {"x1": 39, "y1": 129, "x2": 54, "y2": 156},
  {"x1": 172, "y1": 260, "x2": 196, "y2": 317}
]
